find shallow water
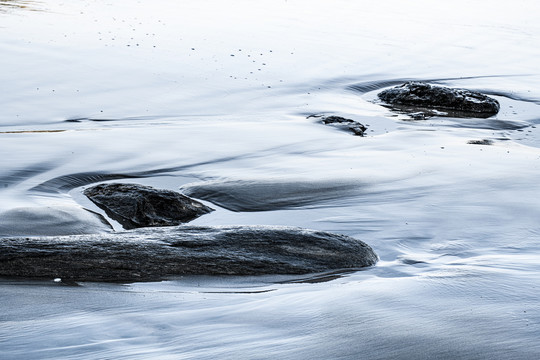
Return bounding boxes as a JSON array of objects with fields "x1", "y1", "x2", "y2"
[{"x1": 1, "y1": 0, "x2": 540, "y2": 359}]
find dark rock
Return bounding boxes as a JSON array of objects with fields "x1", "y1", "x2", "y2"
[
  {"x1": 309, "y1": 115, "x2": 367, "y2": 136},
  {"x1": 378, "y1": 82, "x2": 500, "y2": 117},
  {"x1": 0, "y1": 225, "x2": 378, "y2": 282},
  {"x1": 84, "y1": 183, "x2": 213, "y2": 229},
  {"x1": 467, "y1": 139, "x2": 493, "y2": 145}
]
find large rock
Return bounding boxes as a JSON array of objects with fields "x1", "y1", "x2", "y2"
[
  {"x1": 0, "y1": 225, "x2": 378, "y2": 282},
  {"x1": 378, "y1": 81, "x2": 500, "y2": 117},
  {"x1": 84, "y1": 183, "x2": 214, "y2": 229}
]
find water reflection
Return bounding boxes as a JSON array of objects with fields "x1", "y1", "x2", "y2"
[{"x1": 0, "y1": 0, "x2": 42, "y2": 13}]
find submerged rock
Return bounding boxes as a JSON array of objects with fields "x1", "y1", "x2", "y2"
[
  {"x1": 312, "y1": 115, "x2": 367, "y2": 136},
  {"x1": 0, "y1": 206, "x2": 112, "y2": 237},
  {"x1": 378, "y1": 81, "x2": 500, "y2": 117},
  {"x1": 0, "y1": 225, "x2": 378, "y2": 282},
  {"x1": 84, "y1": 183, "x2": 214, "y2": 229},
  {"x1": 181, "y1": 179, "x2": 361, "y2": 212}
]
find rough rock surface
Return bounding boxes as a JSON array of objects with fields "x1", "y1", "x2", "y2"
[
  {"x1": 84, "y1": 183, "x2": 214, "y2": 229},
  {"x1": 0, "y1": 225, "x2": 378, "y2": 282},
  {"x1": 378, "y1": 81, "x2": 500, "y2": 117}
]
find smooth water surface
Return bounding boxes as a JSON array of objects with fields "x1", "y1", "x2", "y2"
[{"x1": 1, "y1": 1, "x2": 540, "y2": 359}]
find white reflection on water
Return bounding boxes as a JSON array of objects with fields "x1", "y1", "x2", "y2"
[{"x1": 1, "y1": 0, "x2": 540, "y2": 359}]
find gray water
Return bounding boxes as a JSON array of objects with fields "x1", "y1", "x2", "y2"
[{"x1": 1, "y1": 0, "x2": 540, "y2": 359}]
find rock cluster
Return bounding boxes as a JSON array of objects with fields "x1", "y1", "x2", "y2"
[{"x1": 0, "y1": 183, "x2": 378, "y2": 282}]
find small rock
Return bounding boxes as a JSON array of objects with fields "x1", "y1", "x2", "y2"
[
  {"x1": 409, "y1": 112, "x2": 428, "y2": 120},
  {"x1": 378, "y1": 81, "x2": 500, "y2": 117},
  {"x1": 311, "y1": 115, "x2": 368, "y2": 136},
  {"x1": 467, "y1": 139, "x2": 493, "y2": 145},
  {"x1": 84, "y1": 183, "x2": 213, "y2": 229}
]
